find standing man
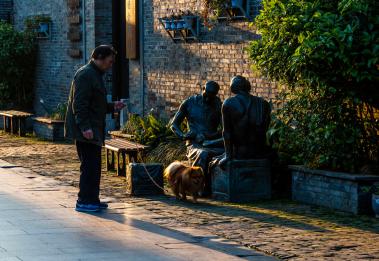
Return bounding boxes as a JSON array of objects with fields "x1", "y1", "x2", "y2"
[
  {"x1": 169, "y1": 81, "x2": 224, "y2": 196},
  {"x1": 65, "y1": 45, "x2": 125, "y2": 212}
]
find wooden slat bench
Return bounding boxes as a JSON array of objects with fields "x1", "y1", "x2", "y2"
[
  {"x1": 104, "y1": 138, "x2": 148, "y2": 176},
  {"x1": 0, "y1": 110, "x2": 33, "y2": 136}
]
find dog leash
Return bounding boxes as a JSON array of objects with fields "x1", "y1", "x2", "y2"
[{"x1": 122, "y1": 105, "x2": 170, "y2": 193}]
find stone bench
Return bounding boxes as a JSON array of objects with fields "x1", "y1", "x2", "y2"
[
  {"x1": 104, "y1": 138, "x2": 148, "y2": 176},
  {"x1": 0, "y1": 110, "x2": 33, "y2": 136},
  {"x1": 211, "y1": 159, "x2": 271, "y2": 202}
]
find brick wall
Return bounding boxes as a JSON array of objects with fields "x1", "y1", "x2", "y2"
[
  {"x1": 128, "y1": 0, "x2": 278, "y2": 118},
  {"x1": 12, "y1": 0, "x2": 100, "y2": 117},
  {"x1": 0, "y1": 0, "x2": 13, "y2": 22}
]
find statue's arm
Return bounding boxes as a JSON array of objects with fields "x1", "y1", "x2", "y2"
[
  {"x1": 169, "y1": 100, "x2": 188, "y2": 140},
  {"x1": 205, "y1": 98, "x2": 223, "y2": 140},
  {"x1": 221, "y1": 102, "x2": 233, "y2": 159}
]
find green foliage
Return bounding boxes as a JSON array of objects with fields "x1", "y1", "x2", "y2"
[
  {"x1": 268, "y1": 89, "x2": 378, "y2": 173},
  {"x1": 122, "y1": 114, "x2": 188, "y2": 166},
  {"x1": 250, "y1": 0, "x2": 379, "y2": 173},
  {"x1": 249, "y1": 0, "x2": 379, "y2": 105},
  {"x1": 122, "y1": 114, "x2": 173, "y2": 147},
  {"x1": 49, "y1": 102, "x2": 67, "y2": 121},
  {"x1": 146, "y1": 140, "x2": 187, "y2": 167},
  {"x1": 201, "y1": 0, "x2": 230, "y2": 28},
  {"x1": 0, "y1": 21, "x2": 37, "y2": 110}
]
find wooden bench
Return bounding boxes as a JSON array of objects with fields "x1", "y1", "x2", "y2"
[
  {"x1": 0, "y1": 110, "x2": 33, "y2": 136},
  {"x1": 104, "y1": 138, "x2": 148, "y2": 176}
]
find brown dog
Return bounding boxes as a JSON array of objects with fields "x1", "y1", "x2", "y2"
[{"x1": 164, "y1": 161, "x2": 205, "y2": 203}]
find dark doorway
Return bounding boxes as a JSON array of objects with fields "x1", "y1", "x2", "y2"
[{"x1": 112, "y1": 0, "x2": 129, "y2": 100}]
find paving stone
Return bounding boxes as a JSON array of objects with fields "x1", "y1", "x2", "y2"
[
  {"x1": 0, "y1": 157, "x2": 272, "y2": 261},
  {"x1": 1, "y1": 133, "x2": 379, "y2": 260}
]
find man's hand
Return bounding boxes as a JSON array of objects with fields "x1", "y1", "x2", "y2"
[
  {"x1": 114, "y1": 101, "x2": 126, "y2": 111},
  {"x1": 82, "y1": 129, "x2": 94, "y2": 140}
]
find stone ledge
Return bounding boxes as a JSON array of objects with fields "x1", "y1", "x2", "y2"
[
  {"x1": 289, "y1": 165, "x2": 379, "y2": 181},
  {"x1": 291, "y1": 166, "x2": 379, "y2": 214}
]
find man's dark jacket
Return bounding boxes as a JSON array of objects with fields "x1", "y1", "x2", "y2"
[{"x1": 64, "y1": 61, "x2": 114, "y2": 146}]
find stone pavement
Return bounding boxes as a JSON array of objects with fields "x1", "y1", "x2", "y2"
[
  {"x1": 1, "y1": 132, "x2": 379, "y2": 260},
  {"x1": 0, "y1": 159, "x2": 275, "y2": 261}
]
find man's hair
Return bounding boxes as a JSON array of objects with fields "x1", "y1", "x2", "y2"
[
  {"x1": 204, "y1": 81, "x2": 220, "y2": 94},
  {"x1": 91, "y1": 45, "x2": 117, "y2": 60},
  {"x1": 230, "y1": 75, "x2": 251, "y2": 94}
]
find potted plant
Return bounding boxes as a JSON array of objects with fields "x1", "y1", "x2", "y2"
[
  {"x1": 182, "y1": 11, "x2": 197, "y2": 29},
  {"x1": 250, "y1": 0, "x2": 379, "y2": 214},
  {"x1": 201, "y1": 0, "x2": 229, "y2": 29},
  {"x1": 24, "y1": 15, "x2": 52, "y2": 39},
  {"x1": 231, "y1": 0, "x2": 243, "y2": 8},
  {"x1": 33, "y1": 101, "x2": 66, "y2": 141}
]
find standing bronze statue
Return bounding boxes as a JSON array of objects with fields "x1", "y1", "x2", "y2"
[
  {"x1": 218, "y1": 76, "x2": 271, "y2": 168},
  {"x1": 169, "y1": 81, "x2": 224, "y2": 196}
]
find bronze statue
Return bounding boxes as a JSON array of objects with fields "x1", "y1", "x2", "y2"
[
  {"x1": 218, "y1": 76, "x2": 271, "y2": 168},
  {"x1": 169, "y1": 81, "x2": 224, "y2": 196}
]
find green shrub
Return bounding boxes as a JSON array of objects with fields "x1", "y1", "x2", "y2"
[
  {"x1": 122, "y1": 114, "x2": 187, "y2": 166},
  {"x1": 0, "y1": 21, "x2": 37, "y2": 110},
  {"x1": 49, "y1": 102, "x2": 67, "y2": 121},
  {"x1": 250, "y1": 0, "x2": 379, "y2": 173}
]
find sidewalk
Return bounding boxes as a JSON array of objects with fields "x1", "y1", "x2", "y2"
[{"x1": 0, "y1": 159, "x2": 275, "y2": 261}]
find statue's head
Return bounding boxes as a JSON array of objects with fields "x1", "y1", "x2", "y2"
[
  {"x1": 202, "y1": 81, "x2": 220, "y2": 104},
  {"x1": 230, "y1": 75, "x2": 251, "y2": 94}
]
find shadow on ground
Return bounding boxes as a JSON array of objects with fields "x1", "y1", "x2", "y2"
[{"x1": 132, "y1": 194, "x2": 379, "y2": 234}]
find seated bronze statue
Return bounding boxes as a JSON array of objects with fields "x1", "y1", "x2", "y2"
[
  {"x1": 169, "y1": 81, "x2": 224, "y2": 195},
  {"x1": 218, "y1": 75, "x2": 271, "y2": 168}
]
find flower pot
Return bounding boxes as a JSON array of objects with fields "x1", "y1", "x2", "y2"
[
  {"x1": 231, "y1": 0, "x2": 243, "y2": 8},
  {"x1": 183, "y1": 16, "x2": 193, "y2": 29},
  {"x1": 170, "y1": 21, "x2": 176, "y2": 30},
  {"x1": 163, "y1": 20, "x2": 171, "y2": 30},
  {"x1": 176, "y1": 21, "x2": 184, "y2": 30},
  {"x1": 372, "y1": 194, "x2": 379, "y2": 218},
  {"x1": 39, "y1": 22, "x2": 49, "y2": 33}
]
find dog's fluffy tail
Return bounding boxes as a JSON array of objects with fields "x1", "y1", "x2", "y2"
[{"x1": 164, "y1": 161, "x2": 187, "y2": 180}]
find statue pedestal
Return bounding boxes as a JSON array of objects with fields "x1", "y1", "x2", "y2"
[{"x1": 211, "y1": 159, "x2": 271, "y2": 202}]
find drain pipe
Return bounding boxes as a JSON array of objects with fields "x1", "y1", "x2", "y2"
[
  {"x1": 139, "y1": 0, "x2": 145, "y2": 116},
  {"x1": 82, "y1": 0, "x2": 87, "y2": 64}
]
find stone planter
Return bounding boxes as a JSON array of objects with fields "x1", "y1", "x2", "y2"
[
  {"x1": 126, "y1": 163, "x2": 164, "y2": 195},
  {"x1": 33, "y1": 117, "x2": 64, "y2": 141},
  {"x1": 211, "y1": 159, "x2": 271, "y2": 202},
  {"x1": 290, "y1": 165, "x2": 379, "y2": 214}
]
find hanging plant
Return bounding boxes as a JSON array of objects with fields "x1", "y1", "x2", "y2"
[
  {"x1": 201, "y1": 0, "x2": 230, "y2": 29},
  {"x1": 24, "y1": 15, "x2": 52, "y2": 31}
]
